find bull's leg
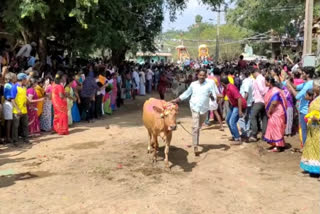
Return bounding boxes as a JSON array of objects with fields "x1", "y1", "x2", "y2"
[
  {"x1": 164, "y1": 132, "x2": 172, "y2": 168},
  {"x1": 152, "y1": 135, "x2": 158, "y2": 163},
  {"x1": 147, "y1": 130, "x2": 152, "y2": 154}
]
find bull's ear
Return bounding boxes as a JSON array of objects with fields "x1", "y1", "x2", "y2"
[{"x1": 153, "y1": 106, "x2": 163, "y2": 114}]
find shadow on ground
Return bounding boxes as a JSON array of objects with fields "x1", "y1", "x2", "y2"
[
  {"x1": 199, "y1": 144, "x2": 230, "y2": 154},
  {"x1": 0, "y1": 154, "x2": 35, "y2": 167},
  {"x1": 0, "y1": 171, "x2": 54, "y2": 188},
  {"x1": 155, "y1": 144, "x2": 230, "y2": 172}
]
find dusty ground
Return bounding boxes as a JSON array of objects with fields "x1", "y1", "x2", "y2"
[{"x1": 0, "y1": 94, "x2": 319, "y2": 214}]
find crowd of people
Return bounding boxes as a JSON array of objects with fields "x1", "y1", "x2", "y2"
[
  {"x1": 1, "y1": 39, "x2": 319, "y2": 177},
  {"x1": 171, "y1": 55, "x2": 320, "y2": 177},
  {"x1": 0, "y1": 40, "x2": 178, "y2": 148}
]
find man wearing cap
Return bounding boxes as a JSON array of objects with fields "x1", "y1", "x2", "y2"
[{"x1": 11, "y1": 73, "x2": 29, "y2": 146}]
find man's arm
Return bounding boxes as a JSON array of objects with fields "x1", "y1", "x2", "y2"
[
  {"x1": 11, "y1": 99, "x2": 21, "y2": 114},
  {"x1": 243, "y1": 92, "x2": 248, "y2": 100},
  {"x1": 16, "y1": 46, "x2": 27, "y2": 57},
  {"x1": 238, "y1": 98, "x2": 243, "y2": 117},
  {"x1": 286, "y1": 56, "x2": 294, "y2": 64},
  {"x1": 243, "y1": 82, "x2": 249, "y2": 100},
  {"x1": 295, "y1": 85, "x2": 309, "y2": 100},
  {"x1": 171, "y1": 84, "x2": 193, "y2": 103},
  {"x1": 286, "y1": 82, "x2": 298, "y2": 97}
]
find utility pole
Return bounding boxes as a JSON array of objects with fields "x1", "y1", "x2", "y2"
[
  {"x1": 215, "y1": 5, "x2": 220, "y2": 61},
  {"x1": 303, "y1": 0, "x2": 314, "y2": 56}
]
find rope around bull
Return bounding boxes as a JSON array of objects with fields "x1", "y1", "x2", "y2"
[{"x1": 177, "y1": 121, "x2": 193, "y2": 136}]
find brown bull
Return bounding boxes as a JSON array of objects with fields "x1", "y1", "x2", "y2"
[{"x1": 142, "y1": 98, "x2": 178, "y2": 168}]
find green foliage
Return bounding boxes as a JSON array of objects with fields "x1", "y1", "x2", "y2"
[
  {"x1": 0, "y1": 0, "x2": 224, "y2": 64},
  {"x1": 20, "y1": 0, "x2": 49, "y2": 19},
  {"x1": 226, "y1": 0, "x2": 304, "y2": 34},
  {"x1": 195, "y1": 15, "x2": 203, "y2": 24}
]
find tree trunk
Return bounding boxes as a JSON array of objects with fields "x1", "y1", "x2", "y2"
[
  {"x1": 111, "y1": 48, "x2": 127, "y2": 66},
  {"x1": 20, "y1": 30, "x2": 29, "y2": 44},
  {"x1": 38, "y1": 37, "x2": 47, "y2": 65},
  {"x1": 101, "y1": 48, "x2": 105, "y2": 57}
]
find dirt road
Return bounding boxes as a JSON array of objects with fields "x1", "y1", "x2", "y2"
[{"x1": 0, "y1": 95, "x2": 319, "y2": 214}]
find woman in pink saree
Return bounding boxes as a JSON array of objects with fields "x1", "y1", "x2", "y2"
[
  {"x1": 27, "y1": 78, "x2": 44, "y2": 136},
  {"x1": 264, "y1": 76, "x2": 287, "y2": 152}
]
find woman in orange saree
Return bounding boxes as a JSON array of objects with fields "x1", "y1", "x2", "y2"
[
  {"x1": 264, "y1": 76, "x2": 287, "y2": 152},
  {"x1": 52, "y1": 73, "x2": 69, "y2": 135}
]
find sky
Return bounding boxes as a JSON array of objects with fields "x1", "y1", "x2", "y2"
[{"x1": 162, "y1": 0, "x2": 227, "y2": 32}]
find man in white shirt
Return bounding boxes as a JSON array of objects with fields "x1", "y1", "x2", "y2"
[
  {"x1": 171, "y1": 70, "x2": 217, "y2": 156},
  {"x1": 16, "y1": 42, "x2": 37, "y2": 58},
  {"x1": 132, "y1": 68, "x2": 140, "y2": 100},
  {"x1": 146, "y1": 68, "x2": 154, "y2": 93},
  {"x1": 238, "y1": 70, "x2": 253, "y2": 139}
]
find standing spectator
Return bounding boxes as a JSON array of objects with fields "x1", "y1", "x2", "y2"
[
  {"x1": 239, "y1": 70, "x2": 253, "y2": 139},
  {"x1": 27, "y1": 49, "x2": 37, "y2": 67},
  {"x1": 222, "y1": 71, "x2": 234, "y2": 119},
  {"x1": 125, "y1": 73, "x2": 133, "y2": 99},
  {"x1": 65, "y1": 77, "x2": 77, "y2": 125},
  {"x1": 146, "y1": 67, "x2": 154, "y2": 93},
  {"x1": 249, "y1": 69, "x2": 268, "y2": 142},
  {"x1": 11, "y1": 73, "x2": 29, "y2": 146},
  {"x1": 154, "y1": 67, "x2": 160, "y2": 92},
  {"x1": 300, "y1": 79, "x2": 320, "y2": 175},
  {"x1": 81, "y1": 70, "x2": 99, "y2": 123},
  {"x1": 283, "y1": 86, "x2": 294, "y2": 136},
  {"x1": 35, "y1": 78, "x2": 45, "y2": 117},
  {"x1": 111, "y1": 73, "x2": 118, "y2": 110},
  {"x1": 52, "y1": 72, "x2": 68, "y2": 135},
  {"x1": 98, "y1": 70, "x2": 107, "y2": 117},
  {"x1": 16, "y1": 42, "x2": 37, "y2": 58},
  {"x1": 238, "y1": 55, "x2": 247, "y2": 70},
  {"x1": 103, "y1": 79, "x2": 112, "y2": 115},
  {"x1": 171, "y1": 70, "x2": 218, "y2": 155},
  {"x1": 132, "y1": 68, "x2": 140, "y2": 99},
  {"x1": 206, "y1": 75, "x2": 223, "y2": 131},
  {"x1": 293, "y1": 69, "x2": 304, "y2": 86},
  {"x1": 234, "y1": 71, "x2": 242, "y2": 90},
  {"x1": 40, "y1": 77, "x2": 53, "y2": 132},
  {"x1": 221, "y1": 76, "x2": 246, "y2": 145},
  {"x1": 139, "y1": 69, "x2": 146, "y2": 96},
  {"x1": 286, "y1": 67, "x2": 314, "y2": 146},
  {"x1": 70, "y1": 75, "x2": 81, "y2": 123},
  {"x1": 116, "y1": 70, "x2": 123, "y2": 108},
  {"x1": 264, "y1": 76, "x2": 287, "y2": 152},
  {"x1": 158, "y1": 71, "x2": 168, "y2": 100},
  {"x1": 3, "y1": 72, "x2": 16, "y2": 144},
  {"x1": 26, "y1": 78, "x2": 44, "y2": 136}
]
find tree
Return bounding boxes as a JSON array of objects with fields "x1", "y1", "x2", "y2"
[
  {"x1": 195, "y1": 15, "x2": 203, "y2": 25},
  {"x1": 0, "y1": 0, "x2": 224, "y2": 65},
  {"x1": 226, "y1": 0, "x2": 305, "y2": 34},
  {"x1": 161, "y1": 16, "x2": 248, "y2": 60}
]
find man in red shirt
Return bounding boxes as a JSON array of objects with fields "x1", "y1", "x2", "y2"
[
  {"x1": 237, "y1": 55, "x2": 247, "y2": 70},
  {"x1": 220, "y1": 76, "x2": 247, "y2": 145}
]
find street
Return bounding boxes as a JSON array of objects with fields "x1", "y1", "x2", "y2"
[{"x1": 0, "y1": 94, "x2": 318, "y2": 214}]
